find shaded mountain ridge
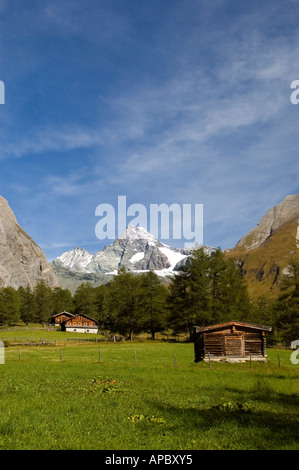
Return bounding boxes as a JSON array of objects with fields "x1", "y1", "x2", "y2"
[{"x1": 0, "y1": 196, "x2": 59, "y2": 289}]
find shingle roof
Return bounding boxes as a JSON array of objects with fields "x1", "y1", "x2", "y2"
[{"x1": 194, "y1": 321, "x2": 272, "y2": 333}]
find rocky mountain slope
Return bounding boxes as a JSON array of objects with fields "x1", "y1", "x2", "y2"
[
  {"x1": 226, "y1": 194, "x2": 299, "y2": 299},
  {"x1": 0, "y1": 196, "x2": 59, "y2": 289},
  {"x1": 52, "y1": 225, "x2": 213, "y2": 292}
]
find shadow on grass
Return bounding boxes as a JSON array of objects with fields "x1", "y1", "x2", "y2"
[{"x1": 145, "y1": 386, "x2": 299, "y2": 449}]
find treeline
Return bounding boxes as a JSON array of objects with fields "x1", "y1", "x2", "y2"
[{"x1": 0, "y1": 248, "x2": 298, "y2": 344}]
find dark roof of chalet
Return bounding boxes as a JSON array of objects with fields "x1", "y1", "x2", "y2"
[
  {"x1": 61, "y1": 313, "x2": 98, "y2": 324},
  {"x1": 194, "y1": 321, "x2": 272, "y2": 334},
  {"x1": 52, "y1": 311, "x2": 75, "y2": 318}
]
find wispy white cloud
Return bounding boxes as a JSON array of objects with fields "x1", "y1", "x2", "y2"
[
  {"x1": 1, "y1": 126, "x2": 103, "y2": 160},
  {"x1": 42, "y1": 166, "x2": 102, "y2": 197}
]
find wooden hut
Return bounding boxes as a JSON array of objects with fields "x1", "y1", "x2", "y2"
[{"x1": 193, "y1": 321, "x2": 272, "y2": 363}]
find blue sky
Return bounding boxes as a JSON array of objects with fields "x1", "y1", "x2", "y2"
[{"x1": 1, "y1": 0, "x2": 299, "y2": 260}]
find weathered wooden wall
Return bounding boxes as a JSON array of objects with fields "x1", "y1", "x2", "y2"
[{"x1": 194, "y1": 323, "x2": 269, "y2": 362}]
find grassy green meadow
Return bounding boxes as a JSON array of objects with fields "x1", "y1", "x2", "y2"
[{"x1": 0, "y1": 329, "x2": 298, "y2": 450}]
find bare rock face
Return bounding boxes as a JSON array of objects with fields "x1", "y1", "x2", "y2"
[
  {"x1": 226, "y1": 193, "x2": 299, "y2": 299},
  {"x1": 234, "y1": 194, "x2": 299, "y2": 251},
  {"x1": 0, "y1": 196, "x2": 59, "y2": 289}
]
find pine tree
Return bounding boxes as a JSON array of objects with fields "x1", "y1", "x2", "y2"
[
  {"x1": 18, "y1": 285, "x2": 35, "y2": 324},
  {"x1": 52, "y1": 287, "x2": 73, "y2": 315},
  {"x1": 187, "y1": 247, "x2": 214, "y2": 326},
  {"x1": 168, "y1": 247, "x2": 252, "y2": 335},
  {"x1": 168, "y1": 247, "x2": 212, "y2": 336},
  {"x1": 105, "y1": 267, "x2": 140, "y2": 339},
  {"x1": 168, "y1": 267, "x2": 194, "y2": 338},
  {"x1": 73, "y1": 283, "x2": 98, "y2": 319},
  {"x1": 94, "y1": 284, "x2": 108, "y2": 327},
  {"x1": 273, "y1": 259, "x2": 299, "y2": 344},
  {"x1": 0, "y1": 287, "x2": 20, "y2": 325},
  {"x1": 138, "y1": 271, "x2": 168, "y2": 339},
  {"x1": 33, "y1": 281, "x2": 53, "y2": 324},
  {"x1": 208, "y1": 249, "x2": 251, "y2": 323}
]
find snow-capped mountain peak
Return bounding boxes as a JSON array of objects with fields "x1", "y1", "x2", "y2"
[
  {"x1": 57, "y1": 247, "x2": 93, "y2": 271},
  {"x1": 52, "y1": 225, "x2": 213, "y2": 291},
  {"x1": 118, "y1": 225, "x2": 158, "y2": 246}
]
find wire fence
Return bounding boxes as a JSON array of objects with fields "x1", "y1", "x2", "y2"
[
  {"x1": 3, "y1": 342, "x2": 193, "y2": 369},
  {"x1": 0, "y1": 331, "x2": 190, "y2": 347}
]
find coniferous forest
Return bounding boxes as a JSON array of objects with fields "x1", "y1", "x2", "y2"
[{"x1": 0, "y1": 247, "x2": 298, "y2": 346}]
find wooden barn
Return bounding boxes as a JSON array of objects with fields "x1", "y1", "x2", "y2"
[
  {"x1": 61, "y1": 314, "x2": 98, "y2": 334},
  {"x1": 51, "y1": 311, "x2": 75, "y2": 326},
  {"x1": 193, "y1": 321, "x2": 272, "y2": 363}
]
